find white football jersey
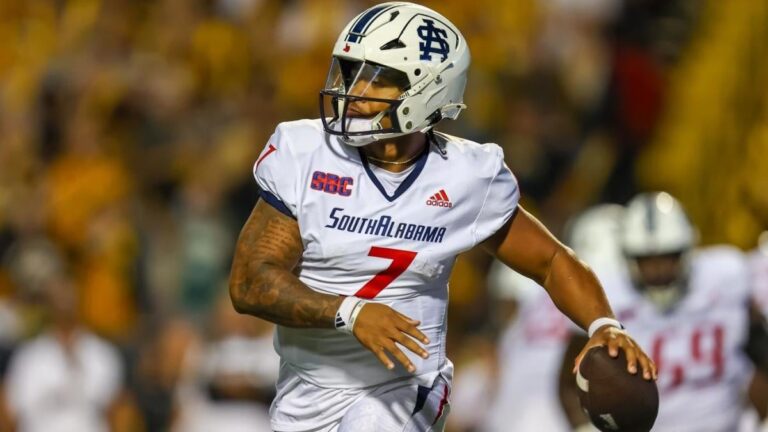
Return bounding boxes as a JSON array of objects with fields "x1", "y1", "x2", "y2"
[
  {"x1": 597, "y1": 246, "x2": 752, "y2": 432},
  {"x1": 253, "y1": 119, "x2": 519, "y2": 388}
]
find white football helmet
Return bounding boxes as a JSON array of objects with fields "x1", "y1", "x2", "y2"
[
  {"x1": 320, "y1": 2, "x2": 470, "y2": 146},
  {"x1": 620, "y1": 192, "x2": 697, "y2": 312},
  {"x1": 565, "y1": 204, "x2": 626, "y2": 274}
]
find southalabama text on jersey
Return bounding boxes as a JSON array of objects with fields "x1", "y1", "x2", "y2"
[{"x1": 324, "y1": 207, "x2": 447, "y2": 243}]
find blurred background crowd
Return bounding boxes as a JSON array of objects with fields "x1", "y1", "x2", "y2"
[{"x1": 0, "y1": 0, "x2": 766, "y2": 431}]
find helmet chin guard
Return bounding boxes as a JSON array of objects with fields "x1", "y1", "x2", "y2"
[
  {"x1": 319, "y1": 2, "x2": 470, "y2": 146},
  {"x1": 323, "y1": 117, "x2": 405, "y2": 147},
  {"x1": 620, "y1": 192, "x2": 697, "y2": 312},
  {"x1": 319, "y1": 59, "x2": 410, "y2": 146}
]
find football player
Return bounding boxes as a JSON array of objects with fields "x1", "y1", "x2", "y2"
[
  {"x1": 229, "y1": 3, "x2": 655, "y2": 431},
  {"x1": 560, "y1": 192, "x2": 768, "y2": 432}
]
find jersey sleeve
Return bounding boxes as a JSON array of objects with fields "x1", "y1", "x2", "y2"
[
  {"x1": 253, "y1": 124, "x2": 299, "y2": 219},
  {"x1": 701, "y1": 246, "x2": 751, "y2": 306},
  {"x1": 471, "y1": 144, "x2": 520, "y2": 245}
]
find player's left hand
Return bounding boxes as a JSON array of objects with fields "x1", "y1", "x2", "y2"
[{"x1": 573, "y1": 326, "x2": 657, "y2": 381}]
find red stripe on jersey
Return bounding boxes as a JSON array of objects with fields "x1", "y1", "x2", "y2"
[
  {"x1": 255, "y1": 144, "x2": 277, "y2": 168},
  {"x1": 439, "y1": 189, "x2": 449, "y2": 201},
  {"x1": 432, "y1": 385, "x2": 450, "y2": 425}
]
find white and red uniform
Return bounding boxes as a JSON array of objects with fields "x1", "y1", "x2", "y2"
[
  {"x1": 253, "y1": 119, "x2": 519, "y2": 431},
  {"x1": 597, "y1": 246, "x2": 753, "y2": 432}
]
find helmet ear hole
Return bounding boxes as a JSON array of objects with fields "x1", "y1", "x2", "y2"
[
  {"x1": 414, "y1": 68, "x2": 421, "y2": 76},
  {"x1": 380, "y1": 39, "x2": 406, "y2": 50}
]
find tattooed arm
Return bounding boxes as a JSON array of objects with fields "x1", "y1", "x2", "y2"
[
  {"x1": 229, "y1": 200, "x2": 342, "y2": 327},
  {"x1": 229, "y1": 200, "x2": 430, "y2": 371}
]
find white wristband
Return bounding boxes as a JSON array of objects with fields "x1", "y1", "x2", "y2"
[
  {"x1": 335, "y1": 296, "x2": 367, "y2": 334},
  {"x1": 588, "y1": 317, "x2": 623, "y2": 337},
  {"x1": 348, "y1": 299, "x2": 367, "y2": 329}
]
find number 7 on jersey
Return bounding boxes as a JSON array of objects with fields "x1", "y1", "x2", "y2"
[{"x1": 354, "y1": 247, "x2": 418, "y2": 299}]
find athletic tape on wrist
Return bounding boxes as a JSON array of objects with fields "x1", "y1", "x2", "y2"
[
  {"x1": 348, "y1": 299, "x2": 367, "y2": 329},
  {"x1": 587, "y1": 317, "x2": 623, "y2": 338},
  {"x1": 335, "y1": 296, "x2": 366, "y2": 334}
]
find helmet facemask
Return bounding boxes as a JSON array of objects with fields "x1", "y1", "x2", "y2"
[
  {"x1": 625, "y1": 250, "x2": 691, "y2": 313},
  {"x1": 320, "y1": 58, "x2": 412, "y2": 146},
  {"x1": 620, "y1": 192, "x2": 697, "y2": 313}
]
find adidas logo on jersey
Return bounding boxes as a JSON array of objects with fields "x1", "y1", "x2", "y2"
[{"x1": 426, "y1": 189, "x2": 452, "y2": 208}]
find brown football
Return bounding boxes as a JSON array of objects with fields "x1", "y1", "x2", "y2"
[{"x1": 577, "y1": 346, "x2": 659, "y2": 432}]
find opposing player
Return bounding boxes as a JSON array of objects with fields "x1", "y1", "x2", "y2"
[
  {"x1": 560, "y1": 192, "x2": 768, "y2": 432},
  {"x1": 229, "y1": 3, "x2": 655, "y2": 431}
]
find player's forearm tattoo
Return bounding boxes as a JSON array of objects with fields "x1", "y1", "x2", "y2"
[{"x1": 229, "y1": 201, "x2": 342, "y2": 328}]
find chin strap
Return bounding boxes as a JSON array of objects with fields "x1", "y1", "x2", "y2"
[
  {"x1": 334, "y1": 296, "x2": 367, "y2": 334},
  {"x1": 439, "y1": 103, "x2": 467, "y2": 120},
  {"x1": 587, "y1": 317, "x2": 624, "y2": 337}
]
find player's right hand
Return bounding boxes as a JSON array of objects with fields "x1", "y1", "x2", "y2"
[
  {"x1": 352, "y1": 303, "x2": 430, "y2": 373},
  {"x1": 575, "y1": 326, "x2": 657, "y2": 381}
]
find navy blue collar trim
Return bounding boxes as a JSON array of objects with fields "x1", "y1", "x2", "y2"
[{"x1": 358, "y1": 144, "x2": 429, "y2": 202}]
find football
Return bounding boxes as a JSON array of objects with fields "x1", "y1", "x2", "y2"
[{"x1": 576, "y1": 346, "x2": 659, "y2": 432}]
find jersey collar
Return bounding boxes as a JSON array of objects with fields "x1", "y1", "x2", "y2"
[{"x1": 358, "y1": 144, "x2": 429, "y2": 202}]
